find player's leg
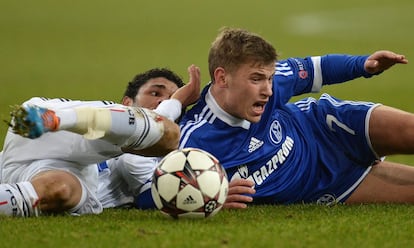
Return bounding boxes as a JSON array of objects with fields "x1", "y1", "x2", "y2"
[
  {"x1": 0, "y1": 181, "x2": 39, "y2": 217},
  {"x1": 30, "y1": 170, "x2": 83, "y2": 213},
  {"x1": 121, "y1": 116, "x2": 179, "y2": 157},
  {"x1": 9, "y1": 105, "x2": 179, "y2": 157},
  {"x1": 369, "y1": 105, "x2": 414, "y2": 156},
  {"x1": 0, "y1": 169, "x2": 104, "y2": 217},
  {"x1": 334, "y1": 104, "x2": 414, "y2": 203},
  {"x1": 0, "y1": 170, "x2": 81, "y2": 217},
  {"x1": 345, "y1": 161, "x2": 414, "y2": 203}
]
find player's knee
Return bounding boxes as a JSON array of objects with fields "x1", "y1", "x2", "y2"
[
  {"x1": 51, "y1": 182, "x2": 74, "y2": 204},
  {"x1": 31, "y1": 171, "x2": 82, "y2": 211}
]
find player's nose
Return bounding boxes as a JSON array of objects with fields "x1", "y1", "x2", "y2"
[{"x1": 262, "y1": 80, "x2": 273, "y2": 97}]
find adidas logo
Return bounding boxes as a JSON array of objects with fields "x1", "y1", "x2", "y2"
[
  {"x1": 182, "y1": 195, "x2": 197, "y2": 205},
  {"x1": 248, "y1": 137, "x2": 263, "y2": 153}
]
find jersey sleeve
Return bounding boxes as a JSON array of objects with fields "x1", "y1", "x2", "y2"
[
  {"x1": 274, "y1": 54, "x2": 372, "y2": 104},
  {"x1": 274, "y1": 57, "x2": 317, "y2": 104},
  {"x1": 153, "y1": 99, "x2": 182, "y2": 121},
  {"x1": 319, "y1": 54, "x2": 372, "y2": 86}
]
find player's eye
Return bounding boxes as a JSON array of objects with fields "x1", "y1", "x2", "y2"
[
  {"x1": 150, "y1": 91, "x2": 158, "y2": 96},
  {"x1": 251, "y1": 77, "x2": 263, "y2": 83}
]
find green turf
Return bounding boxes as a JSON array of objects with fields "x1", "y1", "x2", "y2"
[
  {"x1": 1, "y1": 204, "x2": 414, "y2": 248},
  {"x1": 1, "y1": 0, "x2": 414, "y2": 247}
]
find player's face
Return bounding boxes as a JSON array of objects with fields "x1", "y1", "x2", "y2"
[
  {"x1": 131, "y1": 77, "x2": 179, "y2": 109},
  {"x1": 223, "y1": 62, "x2": 274, "y2": 123}
]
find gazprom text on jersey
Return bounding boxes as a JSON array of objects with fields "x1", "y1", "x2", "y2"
[{"x1": 251, "y1": 136, "x2": 294, "y2": 185}]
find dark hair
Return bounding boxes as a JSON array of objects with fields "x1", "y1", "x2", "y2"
[{"x1": 123, "y1": 68, "x2": 184, "y2": 98}]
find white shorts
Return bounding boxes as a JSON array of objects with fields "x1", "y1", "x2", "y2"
[
  {"x1": 0, "y1": 126, "x2": 124, "y2": 216},
  {"x1": 1, "y1": 157, "x2": 103, "y2": 215}
]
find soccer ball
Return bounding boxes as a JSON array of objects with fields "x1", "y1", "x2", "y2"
[{"x1": 151, "y1": 147, "x2": 229, "y2": 219}]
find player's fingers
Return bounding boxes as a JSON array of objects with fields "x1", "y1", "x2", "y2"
[
  {"x1": 226, "y1": 194, "x2": 253, "y2": 203},
  {"x1": 192, "y1": 66, "x2": 201, "y2": 91},
  {"x1": 228, "y1": 185, "x2": 255, "y2": 195},
  {"x1": 187, "y1": 65, "x2": 201, "y2": 88},
  {"x1": 223, "y1": 195, "x2": 253, "y2": 209},
  {"x1": 187, "y1": 65, "x2": 194, "y2": 83},
  {"x1": 396, "y1": 55, "x2": 408, "y2": 64}
]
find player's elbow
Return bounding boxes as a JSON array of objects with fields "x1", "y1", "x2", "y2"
[
  {"x1": 159, "y1": 121, "x2": 180, "y2": 153},
  {"x1": 155, "y1": 120, "x2": 180, "y2": 156}
]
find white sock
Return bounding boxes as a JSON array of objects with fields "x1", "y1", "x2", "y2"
[
  {"x1": 52, "y1": 107, "x2": 135, "y2": 144},
  {"x1": 54, "y1": 106, "x2": 164, "y2": 150},
  {"x1": 0, "y1": 182, "x2": 40, "y2": 217},
  {"x1": 55, "y1": 109, "x2": 77, "y2": 130}
]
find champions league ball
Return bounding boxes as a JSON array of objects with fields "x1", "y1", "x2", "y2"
[{"x1": 151, "y1": 148, "x2": 229, "y2": 219}]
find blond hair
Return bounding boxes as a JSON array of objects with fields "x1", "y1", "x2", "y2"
[{"x1": 208, "y1": 27, "x2": 278, "y2": 82}]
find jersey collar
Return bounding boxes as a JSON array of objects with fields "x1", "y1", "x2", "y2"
[{"x1": 205, "y1": 87, "x2": 251, "y2": 129}]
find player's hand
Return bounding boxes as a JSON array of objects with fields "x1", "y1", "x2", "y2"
[
  {"x1": 223, "y1": 178, "x2": 256, "y2": 209},
  {"x1": 364, "y1": 50, "x2": 408, "y2": 74},
  {"x1": 171, "y1": 64, "x2": 201, "y2": 108}
]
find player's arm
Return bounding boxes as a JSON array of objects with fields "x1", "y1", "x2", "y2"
[
  {"x1": 278, "y1": 50, "x2": 408, "y2": 97},
  {"x1": 319, "y1": 50, "x2": 407, "y2": 87}
]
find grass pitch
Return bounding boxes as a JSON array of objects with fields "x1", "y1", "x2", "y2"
[
  {"x1": 1, "y1": 204, "x2": 414, "y2": 247},
  {"x1": 1, "y1": 0, "x2": 414, "y2": 247}
]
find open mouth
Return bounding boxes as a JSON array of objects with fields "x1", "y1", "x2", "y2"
[{"x1": 252, "y1": 101, "x2": 267, "y2": 115}]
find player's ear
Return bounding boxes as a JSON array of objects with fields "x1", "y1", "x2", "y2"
[
  {"x1": 213, "y1": 67, "x2": 227, "y2": 87},
  {"x1": 121, "y1": 96, "x2": 134, "y2": 106}
]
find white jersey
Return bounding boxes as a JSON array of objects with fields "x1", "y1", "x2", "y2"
[
  {"x1": 1, "y1": 97, "x2": 182, "y2": 215},
  {"x1": 96, "y1": 99, "x2": 181, "y2": 208},
  {"x1": 97, "y1": 154, "x2": 161, "y2": 208}
]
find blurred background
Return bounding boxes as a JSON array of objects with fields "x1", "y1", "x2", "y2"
[{"x1": 1, "y1": 0, "x2": 413, "y2": 162}]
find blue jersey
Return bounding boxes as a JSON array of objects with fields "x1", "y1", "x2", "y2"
[{"x1": 180, "y1": 54, "x2": 380, "y2": 205}]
